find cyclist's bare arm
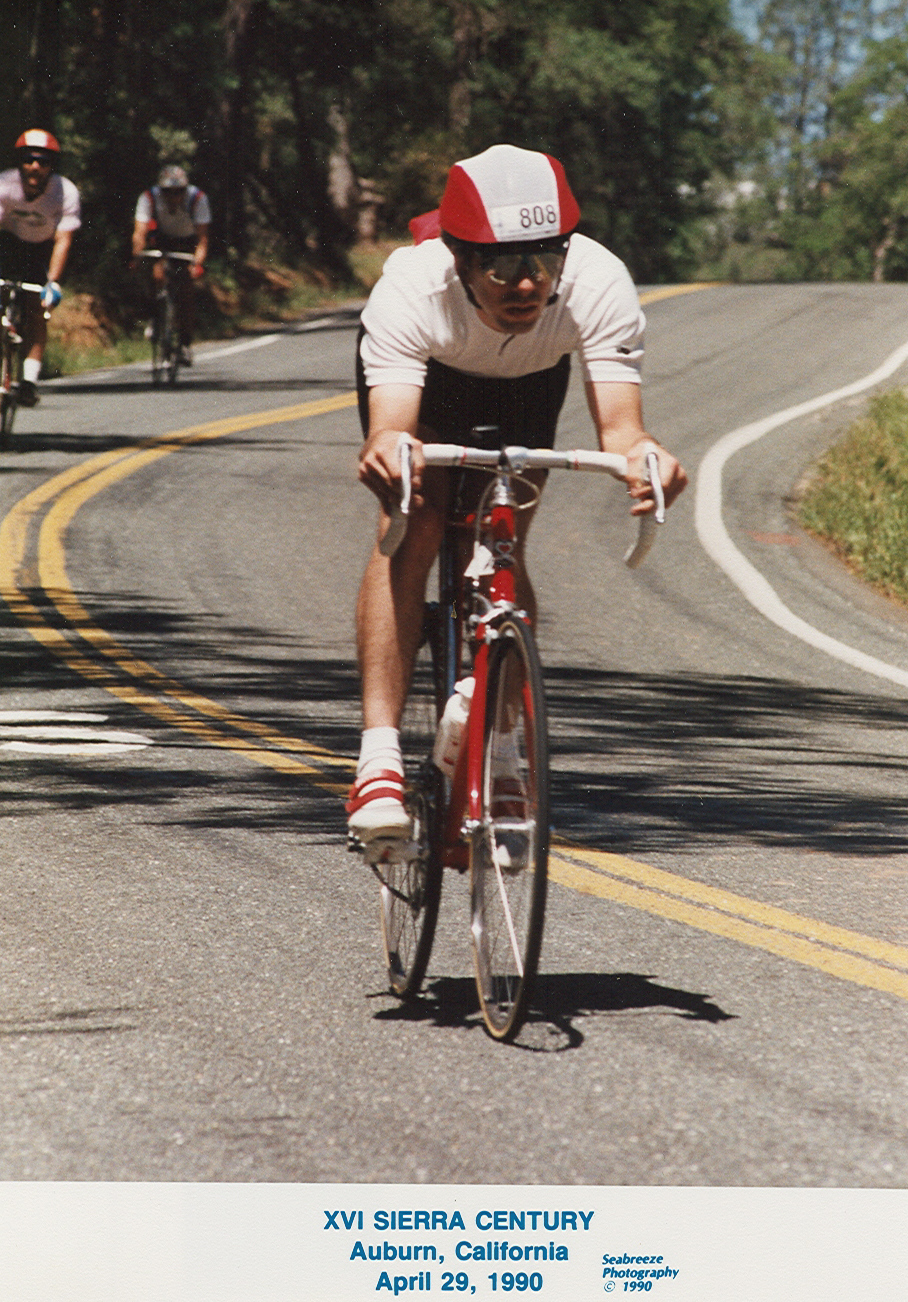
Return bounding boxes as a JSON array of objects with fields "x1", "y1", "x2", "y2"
[
  {"x1": 358, "y1": 383, "x2": 425, "y2": 511},
  {"x1": 192, "y1": 223, "x2": 209, "y2": 274},
  {"x1": 132, "y1": 219, "x2": 151, "y2": 259},
  {"x1": 585, "y1": 379, "x2": 687, "y2": 514},
  {"x1": 46, "y1": 229, "x2": 74, "y2": 287}
]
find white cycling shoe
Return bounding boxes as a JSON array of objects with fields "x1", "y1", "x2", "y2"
[{"x1": 346, "y1": 770, "x2": 411, "y2": 844}]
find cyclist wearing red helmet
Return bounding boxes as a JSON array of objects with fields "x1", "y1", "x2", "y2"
[
  {"x1": 0, "y1": 130, "x2": 81, "y2": 406},
  {"x1": 349, "y1": 144, "x2": 687, "y2": 845}
]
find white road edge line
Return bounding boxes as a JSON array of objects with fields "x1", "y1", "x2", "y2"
[
  {"x1": 695, "y1": 335, "x2": 908, "y2": 690},
  {"x1": 195, "y1": 334, "x2": 281, "y2": 361}
]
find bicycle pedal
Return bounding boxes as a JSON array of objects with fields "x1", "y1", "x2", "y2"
[{"x1": 363, "y1": 836, "x2": 418, "y2": 866}]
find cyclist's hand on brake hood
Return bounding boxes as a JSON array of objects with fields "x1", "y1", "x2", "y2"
[
  {"x1": 41, "y1": 281, "x2": 62, "y2": 310},
  {"x1": 624, "y1": 438, "x2": 687, "y2": 516},
  {"x1": 359, "y1": 428, "x2": 425, "y2": 513}
]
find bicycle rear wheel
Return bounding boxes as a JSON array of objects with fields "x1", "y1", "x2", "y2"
[
  {"x1": 470, "y1": 615, "x2": 549, "y2": 1040},
  {"x1": 377, "y1": 603, "x2": 445, "y2": 997}
]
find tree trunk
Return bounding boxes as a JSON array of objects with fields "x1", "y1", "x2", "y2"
[
  {"x1": 219, "y1": 0, "x2": 260, "y2": 260},
  {"x1": 872, "y1": 216, "x2": 901, "y2": 283},
  {"x1": 23, "y1": 0, "x2": 60, "y2": 128},
  {"x1": 449, "y1": 1, "x2": 483, "y2": 139}
]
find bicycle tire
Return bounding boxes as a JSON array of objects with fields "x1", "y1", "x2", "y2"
[
  {"x1": 0, "y1": 335, "x2": 21, "y2": 450},
  {"x1": 377, "y1": 603, "x2": 445, "y2": 997},
  {"x1": 470, "y1": 615, "x2": 549, "y2": 1040},
  {"x1": 150, "y1": 296, "x2": 165, "y2": 386},
  {"x1": 163, "y1": 293, "x2": 178, "y2": 386}
]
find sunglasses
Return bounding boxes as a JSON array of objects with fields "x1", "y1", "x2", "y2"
[
  {"x1": 21, "y1": 152, "x2": 53, "y2": 167},
  {"x1": 475, "y1": 244, "x2": 568, "y2": 286}
]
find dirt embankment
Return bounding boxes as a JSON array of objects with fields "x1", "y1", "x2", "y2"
[{"x1": 52, "y1": 292, "x2": 118, "y2": 351}]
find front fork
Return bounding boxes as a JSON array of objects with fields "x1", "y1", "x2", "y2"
[{"x1": 443, "y1": 482, "x2": 522, "y2": 856}]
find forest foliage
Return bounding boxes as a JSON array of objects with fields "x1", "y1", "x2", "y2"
[{"x1": 6, "y1": 0, "x2": 908, "y2": 296}]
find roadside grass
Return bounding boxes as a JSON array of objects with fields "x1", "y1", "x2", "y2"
[
  {"x1": 797, "y1": 389, "x2": 908, "y2": 605},
  {"x1": 43, "y1": 332, "x2": 152, "y2": 378}
]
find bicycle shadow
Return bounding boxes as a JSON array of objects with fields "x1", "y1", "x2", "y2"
[{"x1": 373, "y1": 970, "x2": 734, "y2": 1051}]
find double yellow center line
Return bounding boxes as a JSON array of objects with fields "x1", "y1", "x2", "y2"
[{"x1": 0, "y1": 395, "x2": 360, "y2": 791}]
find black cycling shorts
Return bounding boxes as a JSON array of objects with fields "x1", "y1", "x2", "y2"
[
  {"x1": 0, "y1": 233, "x2": 52, "y2": 285},
  {"x1": 356, "y1": 326, "x2": 570, "y2": 449}
]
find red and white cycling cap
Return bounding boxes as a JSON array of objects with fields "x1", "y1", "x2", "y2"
[
  {"x1": 15, "y1": 129, "x2": 60, "y2": 153},
  {"x1": 439, "y1": 143, "x2": 580, "y2": 244}
]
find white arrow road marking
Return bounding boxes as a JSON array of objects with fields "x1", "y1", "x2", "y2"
[{"x1": 0, "y1": 711, "x2": 153, "y2": 756}]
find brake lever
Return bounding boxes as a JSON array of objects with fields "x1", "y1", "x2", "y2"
[
  {"x1": 378, "y1": 435, "x2": 414, "y2": 557},
  {"x1": 623, "y1": 449, "x2": 665, "y2": 569}
]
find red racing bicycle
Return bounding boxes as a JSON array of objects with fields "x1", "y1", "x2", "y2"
[{"x1": 355, "y1": 430, "x2": 663, "y2": 1041}]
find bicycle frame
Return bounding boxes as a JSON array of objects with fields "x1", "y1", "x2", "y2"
[{"x1": 438, "y1": 469, "x2": 523, "y2": 862}]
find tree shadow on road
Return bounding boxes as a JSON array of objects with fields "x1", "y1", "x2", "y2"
[
  {"x1": 4, "y1": 594, "x2": 908, "y2": 859},
  {"x1": 547, "y1": 666, "x2": 908, "y2": 857}
]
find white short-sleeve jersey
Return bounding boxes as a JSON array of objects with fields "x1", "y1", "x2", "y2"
[
  {"x1": 359, "y1": 234, "x2": 645, "y2": 388},
  {"x1": 0, "y1": 169, "x2": 81, "y2": 243}
]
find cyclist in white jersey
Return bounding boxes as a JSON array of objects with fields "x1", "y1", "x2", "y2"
[
  {"x1": 348, "y1": 144, "x2": 687, "y2": 845},
  {"x1": 0, "y1": 129, "x2": 81, "y2": 407}
]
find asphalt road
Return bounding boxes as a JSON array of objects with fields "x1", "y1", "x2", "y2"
[{"x1": 0, "y1": 285, "x2": 906, "y2": 1188}]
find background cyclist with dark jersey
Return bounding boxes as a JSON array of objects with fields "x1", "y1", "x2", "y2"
[
  {"x1": 347, "y1": 144, "x2": 687, "y2": 847},
  {"x1": 132, "y1": 164, "x2": 210, "y2": 365}
]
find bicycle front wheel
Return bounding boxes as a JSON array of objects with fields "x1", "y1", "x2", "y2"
[
  {"x1": 150, "y1": 299, "x2": 165, "y2": 385},
  {"x1": 378, "y1": 604, "x2": 445, "y2": 998},
  {"x1": 164, "y1": 295, "x2": 179, "y2": 385},
  {"x1": 0, "y1": 337, "x2": 21, "y2": 449},
  {"x1": 470, "y1": 616, "x2": 549, "y2": 1040}
]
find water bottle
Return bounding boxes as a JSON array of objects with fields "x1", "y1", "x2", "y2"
[{"x1": 432, "y1": 676, "x2": 475, "y2": 777}]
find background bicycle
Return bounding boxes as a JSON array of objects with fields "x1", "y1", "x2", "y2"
[
  {"x1": 360, "y1": 434, "x2": 662, "y2": 1040},
  {"x1": 138, "y1": 250, "x2": 196, "y2": 387},
  {"x1": 0, "y1": 278, "x2": 45, "y2": 450}
]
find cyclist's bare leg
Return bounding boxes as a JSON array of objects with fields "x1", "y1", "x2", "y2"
[
  {"x1": 22, "y1": 296, "x2": 47, "y2": 366},
  {"x1": 357, "y1": 468, "x2": 446, "y2": 731},
  {"x1": 17, "y1": 297, "x2": 47, "y2": 401},
  {"x1": 350, "y1": 469, "x2": 446, "y2": 841}
]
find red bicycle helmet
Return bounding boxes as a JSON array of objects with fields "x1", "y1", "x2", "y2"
[
  {"x1": 15, "y1": 129, "x2": 60, "y2": 154},
  {"x1": 439, "y1": 144, "x2": 579, "y2": 245}
]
